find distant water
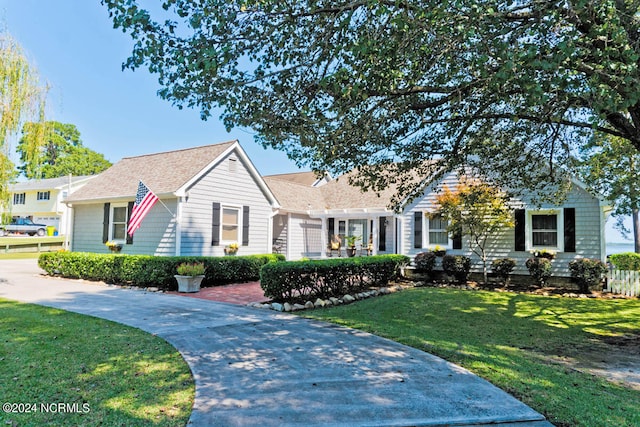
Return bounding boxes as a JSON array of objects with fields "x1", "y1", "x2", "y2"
[{"x1": 607, "y1": 242, "x2": 636, "y2": 255}]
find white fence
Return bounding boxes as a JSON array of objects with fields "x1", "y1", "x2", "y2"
[{"x1": 607, "y1": 269, "x2": 640, "y2": 297}]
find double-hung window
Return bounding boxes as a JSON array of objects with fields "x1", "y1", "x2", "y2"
[
  {"x1": 526, "y1": 210, "x2": 564, "y2": 252},
  {"x1": 111, "y1": 205, "x2": 128, "y2": 241},
  {"x1": 427, "y1": 214, "x2": 450, "y2": 246},
  {"x1": 221, "y1": 207, "x2": 240, "y2": 242},
  {"x1": 13, "y1": 193, "x2": 25, "y2": 205},
  {"x1": 37, "y1": 191, "x2": 50, "y2": 201}
]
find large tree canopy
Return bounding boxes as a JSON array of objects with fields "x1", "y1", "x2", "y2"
[
  {"x1": 17, "y1": 121, "x2": 112, "y2": 179},
  {"x1": 102, "y1": 0, "x2": 640, "y2": 204}
]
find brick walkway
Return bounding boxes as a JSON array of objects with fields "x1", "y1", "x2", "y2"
[{"x1": 169, "y1": 281, "x2": 269, "y2": 305}]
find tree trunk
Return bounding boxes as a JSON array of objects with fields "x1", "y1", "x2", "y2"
[{"x1": 634, "y1": 208, "x2": 640, "y2": 253}]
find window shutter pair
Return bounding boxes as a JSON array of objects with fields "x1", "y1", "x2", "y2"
[
  {"x1": 414, "y1": 212, "x2": 462, "y2": 249},
  {"x1": 513, "y1": 208, "x2": 575, "y2": 252},
  {"x1": 211, "y1": 203, "x2": 249, "y2": 246},
  {"x1": 102, "y1": 202, "x2": 134, "y2": 245}
]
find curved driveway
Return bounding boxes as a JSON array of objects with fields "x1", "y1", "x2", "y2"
[{"x1": 0, "y1": 259, "x2": 551, "y2": 426}]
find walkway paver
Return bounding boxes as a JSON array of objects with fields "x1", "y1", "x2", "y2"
[
  {"x1": 0, "y1": 259, "x2": 552, "y2": 426},
  {"x1": 169, "y1": 281, "x2": 268, "y2": 305}
]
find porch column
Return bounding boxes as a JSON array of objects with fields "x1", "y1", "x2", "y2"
[
  {"x1": 371, "y1": 215, "x2": 379, "y2": 256},
  {"x1": 320, "y1": 216, "x2": 328, "y2": 258}
]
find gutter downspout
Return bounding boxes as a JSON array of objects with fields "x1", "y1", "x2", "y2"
[{"x1": 175, "y1": 197, "x2": 184, "y2": 256}]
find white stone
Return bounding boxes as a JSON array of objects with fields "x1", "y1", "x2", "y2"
[
  {"x1": 305, "y1": 301, "x2": 315, "y2": 309},
  {"x1": 271, "y1": 302, "x2": 284, "y2": 312},
  {"x1": 329, "y1": 297, "x2": 340, "y2": 305},
  {"x1": 284, "y1": 302, "x2": 293, "y2": 312},
  {"x1": 314, "y1": 298, "x2": 326, "y2": 308},
  {"x1": 293, "y1": 304, "x2": 306, "y2": 311},
  {"x1": 342, "y1": 294, "x2": 355, "y2": 303}
]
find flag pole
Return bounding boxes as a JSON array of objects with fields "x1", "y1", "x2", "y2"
[{"x1": 140, "y1": 180, "x2": 175, "y2": 217}]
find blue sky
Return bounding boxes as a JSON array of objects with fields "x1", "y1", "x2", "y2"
[
  {"x1": 0, "y1": 1, "x2": 633, "y2": 245},
  {"x1": 0, "y1": 0, "x2": 302, "y2": 176}
]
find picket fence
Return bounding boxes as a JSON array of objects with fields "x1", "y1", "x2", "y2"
[{"x1": 607, "y1": 269, "x2": 640, "y2": 297}]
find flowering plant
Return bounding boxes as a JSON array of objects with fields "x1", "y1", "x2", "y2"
[
  {"x1": 176, "y1": 262, "x2": 206, "y2": 276},
  {"x1": 530, "y1": 249, "x2": 556, "y2": 260},
  {"x1": 105, "y1": 241, "x2": 122, "y2": 252},
  {"x1": 224, "y1": 242, "x2": 239, "y2": 254}
]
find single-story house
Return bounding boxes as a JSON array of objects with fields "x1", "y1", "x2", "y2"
[
  {"x1": 5, "y1": 175, "x2": 96, "y2": 235},
  {"x1": 65, "y1": 140, "x2": 609, "y2": 278}
]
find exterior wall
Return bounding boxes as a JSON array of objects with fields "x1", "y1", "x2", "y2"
[
  {"x1": 401, "y1": 172, "x2": 605, "y2": 278},
  {"x1": 71, "y1": 200, "x2": 177, "y2": 256},
  {"x1": 287, "y1": 213, "x2": 322, "y2": 260},
  {"x1": 180, "y1": 150, "x2": 273, "y2": 256}
]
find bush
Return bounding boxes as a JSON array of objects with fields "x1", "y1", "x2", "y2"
[
  {"x1": 442, "y1": 255, "x2": 471, "y2": 284},
  {"x1": 491, "y1": 258, "x2": 516, "y2": 284},
  {"x1": 38, "y1": 252, "x2": 284, "y2": 290},
  {"x1": 609, "y1": 252, "x2": 640, "y2": 271},
  {"x1": 525, "y1": 257, "x2": 552, "y2": 285},
  {"x1": 414, "y1": 251, "x2": 437, "y2": 274},
  {"x1": 569, "y1": 258, "x2": 607, "y2": 293},
  {"x1": 259, "y1": 255, "x2": 410, "y2": 302}
]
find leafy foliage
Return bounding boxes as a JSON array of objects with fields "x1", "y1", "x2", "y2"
[
  {"x1": 435, "y1": 180, "x2": 513, "y2": 283},
  {"x1": 17, "y1": 121, "x2": 111, "y2": 179},
  {"x1": 491, "y1": 258, "x2": 516, "y2": 284},
  {"x1": 38, "y1": 252, "x2": 284, "y2": 290},
  {"x1": 260, "y1": 255, "x2": 409, "y2": 302},
  {"x1": 569, "y1": 258, "x2": 607, "y2": 293},
  {"x1": 413, "y1": 251, "x2": 437, "y2": 275},
  {"x1": 102, "y1": 1, "x2": 640, "y2": 206},
  {"x1": 609, "y1": 252, "x2": 640, "y2": 271},
  {"x1": 525, "y1": 257, "x2": 552, "y2": 285},
  {"x1": 441, "y1": 254, "x2": 471, "y2": 284}
]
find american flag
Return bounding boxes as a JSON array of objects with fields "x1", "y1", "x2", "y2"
[{"x1": 128, "y1": 181, "x2": 159, "y2": 237}]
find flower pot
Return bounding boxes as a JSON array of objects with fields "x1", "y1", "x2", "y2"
[
  {"x1": 174, "y1": 275, "x2": 204, "y2": 293},
  {"x1": 346, "y1": 247, "x2": 357, "y2": 257}
]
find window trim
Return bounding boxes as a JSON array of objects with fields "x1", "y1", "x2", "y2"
[
  {"x1": 36, "y1": 191, "x2": 51, "y2": 201},
  {"x1": 220, "y1": 204, "x2": 242, "y2": 244},
  {"x1": 109, "y1": 203, "x2": 129, "y2": 243},
  {"x1": 525, "y1": 209, "x2": 564, "y2": 252},
  {"x1": 423, "y1": 212, "x2": 453, "y2": 249},
  {"x1": 13, "y1": 193, "x2": 26, "y2": 205}
]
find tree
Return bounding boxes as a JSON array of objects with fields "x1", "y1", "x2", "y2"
[
  {"x1": 17, "y1": 121, "x2": 111, "y2": 179},
  {"x1": 435, "y1": 181, "x2": 514, "y2": 284},
  {"x1": 577, "y1": 134, "x2": 640, "y2": 252},
  {"x1": 102, "y1": 1, "x2": 640, "y2": 205},
  {"x1": 0, "y1": 32, "x2": 47, "y2": 220}
]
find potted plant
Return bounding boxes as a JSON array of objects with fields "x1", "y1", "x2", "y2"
[
  {"x1": 344, "y1": 235, "x2": 360, "y2": 257},
  {"x1": 174, "y1": 262, "x2": 206, "y2": 293},
  {"x1": 224, "y1": 242, "x2": 239, "y2": 255},
  {"x1": 431, "y1": 245, "x2": 447, "y2": 257},
  {"x1": 531, "y1": 249, "x2": 556, "y2": 260},
  {"x1": 105, "y1": 241, "x2": 122, "y2": 253}
]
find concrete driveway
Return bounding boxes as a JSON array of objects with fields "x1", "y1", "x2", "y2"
[{"x1": 0, "y1": 259, "x2": 552, "y2": 426}]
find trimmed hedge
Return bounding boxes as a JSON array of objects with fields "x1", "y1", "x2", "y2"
[
  {"x1": 259, "y1": 255, "x2": 410, "y2": 302},
  {"x1": 609, "y1": 252, "x2": 640, "y2": 271},
  {"x1": 442, "y1": 255, "x2": 471, "y2": 284},
  {"x1": 569, "y1": 258, "x2": 607, "y2": 293},
  {"x1": 414, "y1": 251, "x2": 437, "y2": 275},
  {"x1": 38, "y1": 252, "x2": 285, "y2": 290}
]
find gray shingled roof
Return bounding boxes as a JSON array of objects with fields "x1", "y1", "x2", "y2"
[
  {"x1": 263, "y1": 171, "x2": 322, "y2": 186},
  {"x1": 66, "y1": 141, "x2": 236, "y2": 202}
]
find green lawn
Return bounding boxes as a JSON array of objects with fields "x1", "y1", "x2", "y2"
[
  {"x1": 303, "y1": 287, "x2": 640, "y2": 427},
  {"x1": 0, "y1": 236, "x2": 65, "y2": 259},
  {"x1": 0, "y1": 299, "x2": 194, "y2": 426}
]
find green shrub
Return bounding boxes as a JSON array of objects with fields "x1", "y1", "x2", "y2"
[
  {"x1": 38, "y1": 252, "x2": 284, "y2": 290},
  {"x1": 525, "y1": 257, "x2": 552, "y2": 285},
  {"x1": 442, "y1": 255, "x2": 471, "y2": 284},
  {"x1": 609, "y1": 252, "x2": 640, "y2": 271},
  {"x1": 260, "y1": 255, "x2": 409, "y2": 302},
  {"x1": 569, "y1": 258, "x2": 607, "y2": 293},
  {"x1": 414, "y1": 251, "x2": 437, "y2": 275},
  {"x1": 491, "y1": 258, "x2": 516, "y2": 284}
]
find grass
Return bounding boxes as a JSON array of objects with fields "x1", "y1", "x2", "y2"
[
  {"x1": 0, "y1": 299, "x2": 194, "y2": 426},
  {"x1": 302, "y1": 287, "x2": 640, "y2": 427},
  {"x1": 0, "y1": 236, "x2": 65, "y2": 259}
]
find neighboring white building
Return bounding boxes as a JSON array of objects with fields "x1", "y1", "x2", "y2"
[{"x1": 6, "y1": 175, "x2": 96, "y2": 235}]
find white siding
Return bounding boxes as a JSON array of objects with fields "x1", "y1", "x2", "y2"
[
  {"x1": 180, "y1": 150, "x2": 273, "y2": 256},
  {"x1": 401, "y1": 173, "x2": 605, "y2": 278}
]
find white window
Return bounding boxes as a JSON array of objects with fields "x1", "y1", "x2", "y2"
[
  {"x1": 13, "y1": 193, "x2": 25, "y2": 205},
  {"x1": 427, "y1": 214, "x2": 449, "y2": 246},
  {"x1": 110, "y1": 205, "x2": 128, "y2": 242},
  {"x1": 526, "y1": 210, "x2": 564, "y2": 252},
  {"x1": 37, "y1": 191, "x2": 50, "y2": 201},
  {"x1": 221, "y1": 206, "x2": 240, "y2": 242}
]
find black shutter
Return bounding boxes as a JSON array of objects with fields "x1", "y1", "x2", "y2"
[
  {"x1": 452, "y1": 230, "x2": 462, "y2": 250},
  {"x1": 212, "y1": 202, "x2": 221, "y2": 246},
  {"x1": 328, "y1": 217, "x2": 335, "y2": 241},
  {"x1": 564, "y1": 208, "x2": 576, "y2": 252},
  {"x1": 514, "y1": 209, "x2": 526, "y2": 251},
  {"x1": 379, "y1": 217, "x2": 387, "y2": 251},
  {"x1": 242, "y1": 206, "x2": 250, "y2": 246},
  {"x1": 414, "y1": 212, "x2": 423, "y2": 249},
  {"x1": 126, "y1": 201, "x2": 134, "y2": 245},
  {"x1": 102, "y1": 203, "x2": 110, "y2": 243}
]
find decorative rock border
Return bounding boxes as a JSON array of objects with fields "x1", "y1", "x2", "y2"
[{"x1": 246, "y1": 284, "x2": 413, "y2": 311}]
